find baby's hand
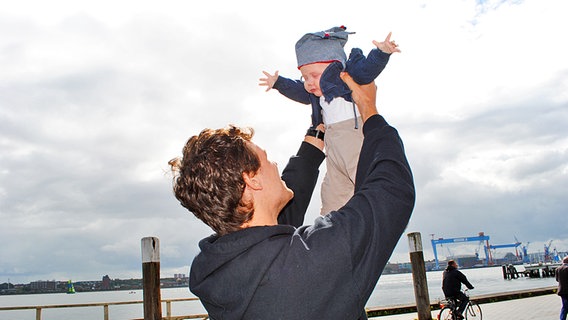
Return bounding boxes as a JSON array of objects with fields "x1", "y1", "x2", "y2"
[
  {"x1": 259, "y1": 70, "x2": 279, "y2": 92},
  {"x1": 372, "y1": 32, "x2": 400, "y2": 54}
]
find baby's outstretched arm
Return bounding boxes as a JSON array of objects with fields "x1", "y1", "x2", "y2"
[
  {"x1": 259, "y1": 70, "x2": 279, "y2": 92},
  {"x1": 372, "y1": 32, "x2": 401, "y2": 54}
]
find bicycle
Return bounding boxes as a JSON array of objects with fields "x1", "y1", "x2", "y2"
[{"x1": 437, "y1": 289, "x2": 482, "y2": 320}]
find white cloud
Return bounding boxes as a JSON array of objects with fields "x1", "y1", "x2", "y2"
[{"x1": 1, "y1": 0, "x2": 567, "y2": 284}]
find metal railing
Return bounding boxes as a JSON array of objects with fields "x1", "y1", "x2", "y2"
[{"x1": 0, "y1": 297, "x2": 209, "y2": 320}]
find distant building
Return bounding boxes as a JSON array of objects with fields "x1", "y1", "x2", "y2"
[
  {"x1": 174, "y1": 273, "x2": 187, "y2": 280},
  {"x1": 448, "y1": 255, "x2": 480, "y2": 268},
  {"x1": 497, "y1": 252, "x2": 520, "y2": 265},
  {"x1": 0, "y1": 282, "x2": 16, "y2": 294},
  {"x1": 0, "y1": 283, "x2": 14, "y2": 290},
  {"x1": 101, "y1": 275, "x2": 111, "y2": 290},
  {"x1": 383, "y1": 262, "x2": 411, "y2": 274},
  {"x1": 30, "y1": 281, "x2": 56, "y2": 291}
]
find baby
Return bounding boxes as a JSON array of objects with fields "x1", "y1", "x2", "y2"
[{"x1": 260, "y1": 26, "x2": 400, "y2": 215}]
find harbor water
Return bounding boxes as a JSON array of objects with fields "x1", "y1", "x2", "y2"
[{"x1": 0, "y1": 266, "x2": 558, "y2": 320}]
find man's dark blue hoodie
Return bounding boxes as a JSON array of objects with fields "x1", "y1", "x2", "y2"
[{"x1": 189, "y1": 115, "x2": 415, "y2": 319}]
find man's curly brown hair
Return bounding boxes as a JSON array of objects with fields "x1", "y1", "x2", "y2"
[{"x1": 169, "y1": 125, "x2": 260, "y2": 235}]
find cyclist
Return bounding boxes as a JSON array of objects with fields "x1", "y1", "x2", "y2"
[{"x1": 442, "y1": 260, "x2": 474, "y2": 319}]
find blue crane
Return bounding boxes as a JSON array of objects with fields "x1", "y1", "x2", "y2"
[
  {"x1": 521, "y1": 242, "x2": 531, "y2": 263},
  {"x1": 488, "y1": 241, "x2": 522, "y2": 262},
  {"x1": 431, "y1": 232, "x2": 492, "y2": 270},
  {"x1": 544, "y1": 240, "x2": 553, "y2": 262}
]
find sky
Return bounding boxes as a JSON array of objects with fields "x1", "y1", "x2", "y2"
[{"x1": 1, "y1": 0, "x2": 567, "y2": 284}]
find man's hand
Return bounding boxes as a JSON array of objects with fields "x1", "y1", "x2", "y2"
[
  {"x1": 372, "y1": 32, "x2": 400, "y2": 54},
  {"x1": 259, "y1": 70, "x2": 279, "y2": 92},
  {"x1": 340, "y1": 72, "x2": 378, "y2": 123}
]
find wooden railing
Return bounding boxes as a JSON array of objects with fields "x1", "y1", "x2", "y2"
[
  {"x1": 0, "y1": 297, "x2": 209, "y2": 320},
  {"x1": 1, "y1": 286, "x2": 558, "y2": 319}
]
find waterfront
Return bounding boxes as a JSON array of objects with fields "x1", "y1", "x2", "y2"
[
  {"x1": 368, "y1": 265, "x2": 558, "y2": 306},
  {"x1": 0, "y1": 266, "x2": 558, "y2": 319}
]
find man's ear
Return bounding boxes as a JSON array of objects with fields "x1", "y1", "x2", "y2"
[{"x1": 243, "y1": 171, "x2": 262, "y2": 191}]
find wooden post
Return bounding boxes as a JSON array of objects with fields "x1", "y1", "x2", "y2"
[
  {"x1": 408, "y1": 232, "x2": 432, "y2": 320},
  {"x1": 104, "y1": 304, "x2": 109, "y2": 320},
  {"x1": 502, "y1": 265, "x2": 509, "y2": 279},
  {"x1": 166, "y1": 300, "x2": 172, "y2": 319},
  {"x1": 142, "y1": 237, "x2": 162, "y2": 320}
]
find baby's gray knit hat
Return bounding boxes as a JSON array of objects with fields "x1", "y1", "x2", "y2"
[{"x1": 295, "y1": 26, "x2": 354, "y2": 69}]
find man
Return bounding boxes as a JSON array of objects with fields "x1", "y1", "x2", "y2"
[
  {"x1": 557, "y1": 256, "x2": 568, "y2": 320},
  {"x1": 442, "y1": 260, "x2": 475, "y2": 319},
  {"x1": 170, "y1": 72, "x2": 415, "y2": 319}
]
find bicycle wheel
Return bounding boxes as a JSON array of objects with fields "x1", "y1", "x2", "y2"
[
  {"x1": 465, "y1": 301, "x2": 482, "y2": 320},
  {"x1": 438, "y1": 306, "x2": 456, "y2": 320}
]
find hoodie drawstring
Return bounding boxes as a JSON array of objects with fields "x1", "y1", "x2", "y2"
[{"x1": 352, "y1": 102, "x2": 358, "y2": 129}]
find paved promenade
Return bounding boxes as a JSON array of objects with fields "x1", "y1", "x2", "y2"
[{"x1": 375, "y1": 293, "x2": 560, "y2": 320}]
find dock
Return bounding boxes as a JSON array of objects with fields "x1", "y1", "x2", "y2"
[
  {"x1": 370, "y1": 287, "x2": 559, "y2": 319},
  {"x1": 502, "y1": 262, "x2": 561, "y2": 279},
  {"x1": 521, "y1": 262, "x2": 561, "y2": 277}
]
